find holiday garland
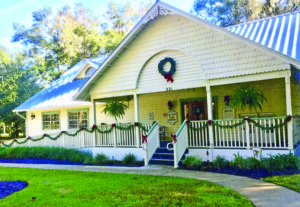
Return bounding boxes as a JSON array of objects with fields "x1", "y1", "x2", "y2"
[
  {"x1": 186, "y1": 116, "x2": 292, "y2": 130},
  {"x1": 158, "y1": 57, "x2": 176, "y2": 83},
  {"x1": 1, "y1": 122, "x2": 155, "y2": 148}
]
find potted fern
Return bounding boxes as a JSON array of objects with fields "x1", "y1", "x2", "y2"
[
  {"x1": 102, "y1": 100, "x2": 128, "y2": 122},
  {"x1": 231, "y1": 85, "x2": 267, "y2": 112}
]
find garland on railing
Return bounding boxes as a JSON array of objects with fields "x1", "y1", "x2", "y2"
[
  {"x1": 186, "y1": 116, "x2": 292, "y2": 130},
  {"x1": 1, "y1": 122, "x2": 155, "y2": 148}
]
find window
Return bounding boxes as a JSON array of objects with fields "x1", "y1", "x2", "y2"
[
  {"x1": 68, "y1": 110, "x2": 88, "y2": 129},
  {"x1": 42, "y1": 112, "x2": 60, "y2": 130}
]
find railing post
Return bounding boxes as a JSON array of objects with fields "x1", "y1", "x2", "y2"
[
  {"x1": 113, "y1": 127, "x2": 117, "y2": 148},
  {"x1": 245, "y1": 118, "x2": 250, "y2": 149},
  {"x1": 81, "y1": 130, "x2": 85, "y2": 148},
  {"x1": 62, "y1": 133, "x2": 65, "y2": 148},
  {"x1": 93, "y1": 130, "x2": 96, "y2": 147},
  {"x1": 134, "y1": 94, "x2": 140, "y2": 147},
  {"x1": 144, "y1": 142, "x2": 148, "y2": 166}
]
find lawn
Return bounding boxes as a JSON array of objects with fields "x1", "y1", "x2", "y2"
[
  {"x1": 0, "y1": 167, "x2": 253, "y2": 207},
  {"x1": 263, "y1": 174, "x2": 300, "y2": 192}
]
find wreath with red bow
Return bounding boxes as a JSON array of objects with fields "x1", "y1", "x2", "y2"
[{"x1": 158, "y1": 57, "x2": 176, "y2": 83}]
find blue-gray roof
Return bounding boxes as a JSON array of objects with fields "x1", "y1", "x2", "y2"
[
  {"x1": 227, "y1": 11, "x2": 300, "y2": 62},
  {"x1": 14, "y1": 56, "x2": 107, "y2": 111}
]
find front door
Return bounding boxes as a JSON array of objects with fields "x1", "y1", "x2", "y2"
[{"x1": 182, "y1": 100, "x2": 207, "y2": 121}]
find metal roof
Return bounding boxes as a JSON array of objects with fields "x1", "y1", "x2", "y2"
[
  {"x1": 227, "y1": 12, "x2": 300, "y2": 62},
  {"x1": 14, "y1": 57, "x2": 106, "y2": 112}
]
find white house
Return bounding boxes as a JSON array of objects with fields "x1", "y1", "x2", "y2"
[{"x1": 4, "y1": 1, "x2": 300, "y2": 167}]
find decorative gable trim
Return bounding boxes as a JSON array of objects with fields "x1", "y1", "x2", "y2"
[{"x1": 144, "y1": 4, "x2": 176, "y2": 24}]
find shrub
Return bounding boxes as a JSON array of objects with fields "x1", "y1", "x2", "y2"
[
  {"x1": 244, "y1": 157, "x2": 261, "y2": 169},
  {"x1": 232, "y1": 153, "x2": 246, "y2": 169},
  {"x1": 0, "y1": 147, "x2": 92, "y2": 163},
  {"x1": 182, "y1": 156, "x2": 202, "y2": 168},
  {"x1": 212, "y1": 156, "x2": 228, "y2": 169},
  {"x1": 261, "y1": 153, "x2": 299, "y2": 171},
  {"x1": 94, "y1": 154, "x2": 110, "y2": 165},
  {"x1": 122, "y1": 153, "x2": 137, "y2": 166},
  {"x1": 83, "y1": 156, "x2": 95, "y2": 165}
]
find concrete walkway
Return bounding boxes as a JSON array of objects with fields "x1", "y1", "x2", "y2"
[{"x1": 0, "y1": 163, "x2": 299, "y2": 207}]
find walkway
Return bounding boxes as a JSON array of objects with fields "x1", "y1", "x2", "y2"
[{"x1": 1, "y1": 163, "x2": 299, "y2": 207}]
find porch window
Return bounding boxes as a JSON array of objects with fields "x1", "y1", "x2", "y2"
[
  {"x1": 68, "y1": 110, "x2": 88, "y2": 129},
  {"x1": 42, "y1": 112, "x2": 60, "y2": 130}
]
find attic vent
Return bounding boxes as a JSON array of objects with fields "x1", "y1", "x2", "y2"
[{"x1": 85, "y1": 67, "x2": 96, "y2": 78}]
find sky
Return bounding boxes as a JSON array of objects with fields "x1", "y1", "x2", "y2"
[{"x1": 0, "y1": 0, "x2": 194, "y2": 53}]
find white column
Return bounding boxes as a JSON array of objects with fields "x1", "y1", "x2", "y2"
[
  {"x1": 285, "y1": 74, "x2": 293, "y2": 150},
  {"x1": 134, "y1": 94, "x2": 140, "y2": 147},
  {"x1": 206, "y1": 84, "x2": 214, "y2": 150},
  {"x1": 92, "y1": 99, "x2": 97, "y2": 125}
]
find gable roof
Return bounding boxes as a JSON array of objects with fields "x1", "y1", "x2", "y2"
[
  {"x1": 227, "y1": 11, "x2": 300, "y2": 62},
  {"x1": 74, "y1": 1, "x2": 300, "y2": 101},
  {"x1": 13, "y1": 56, "x2": 107, "y2": 112}
]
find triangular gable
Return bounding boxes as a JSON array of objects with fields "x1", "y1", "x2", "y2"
[{"x1": 75, "y1": 1, "x2": 300, "y2": 101}]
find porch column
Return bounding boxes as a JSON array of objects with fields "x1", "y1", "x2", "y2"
[
  {"x1": 92, "y1": 99, "x2": 97, "y2": 125},
  {"x1": 206, "y1": 84, "x2": 214, "y2": 149},
  {"x1": 285, "y1": 74, "x2": 293, "y2": 150},
  {"x1": 134, "y1": 94, "x2": 140, "y2": 147}
]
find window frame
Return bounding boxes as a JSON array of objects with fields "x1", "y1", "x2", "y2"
[
  {"x1": 67, "y1": 109, "x2": 89, "y2": 130},
  {"x1": 41, "y1": 111, "x2": 61, "y2": 131}
]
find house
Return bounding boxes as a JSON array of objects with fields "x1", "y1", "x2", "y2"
[{"x1": 4, "y1": 1, "x2": 300, "y2": 166}]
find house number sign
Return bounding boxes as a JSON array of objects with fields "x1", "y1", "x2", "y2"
[{"x1": 167, "y1": 111, "x2": 177, "y2": 125}]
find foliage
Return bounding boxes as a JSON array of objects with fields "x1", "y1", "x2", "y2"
[
  {"x1": 244, "y1": 157, "x2": 262, "y2": 170},
  {"x1": 261, "y1": 152, "x2": 299, "y2": 171},
  {"x1": 122, "y1": 153, "x2": 137, "y2": 166},
  {"x1": 231, "y1": 153, "x2": 246, "y2": 169},
  {"x1": 0, "y1": 146, "x2": 92, "y2": 163},
  {"x1": 102, "y1": 100, "x2": 128, "y2": 122},
  {"x1": 0, "y1": 167, "x2": 253, "y2": 206},
  {"x1": 212, "y1": 156, "x2": 229, "y2": 168},
  {"x1": 0, "y1": 48, "x2": 41, "y2": 138},
  {"x1": 94, "y1": 153, "x2": 110, "y2": 165},
  {"x1": 182, "y1": 156, "x2": 202, "y2": 168},
  {"x1": 263, "y1": 174, "x2": 300, "y2": 192},
  {"x1": 193, "y1": 0, "x2": 300, "y2": 27},
  {"x1": 231, "y1": 85, "x2": 267, "y2": 111}
]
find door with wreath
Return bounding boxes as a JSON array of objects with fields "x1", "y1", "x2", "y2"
[{"x1": 182, "y1": 101, "x2": 208, "y2": 121}]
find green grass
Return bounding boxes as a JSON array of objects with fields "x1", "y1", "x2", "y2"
[
  {"x1": 0, "y1": 167, "x2": 253, "y2": 207},
  {"x1": 263, "y1": 174, "x2": 300, "y2": 192}
]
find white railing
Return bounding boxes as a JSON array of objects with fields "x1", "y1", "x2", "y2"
[
  {"x1": 143, "y1": 121, "x2": 160, "y2": 166},
  {"x1": 213, "y1": 119, "x2": 247, "y2": 148},
  {"x1": 293, "y1": 116, "x2": 300, "y2": 146},
  {"x1": 174, "y1": 121, "x2": 188, "y2": 168},
  {"x1": 189, "y1": 117, "x2": 290, "y2": 149},
  {"x1": 1, "y1": 122, "x2": 154, "y2": 149}
]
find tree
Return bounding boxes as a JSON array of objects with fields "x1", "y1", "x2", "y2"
[
  {"x1": 193, "y1": 0, "x2": 300, "y2": 27},
  {"x1": 0, "y1": 48, "x2": 41, "y2": 138},
  {"x1": 102, "y1": 100, "x2": 129, "y2": 122}
]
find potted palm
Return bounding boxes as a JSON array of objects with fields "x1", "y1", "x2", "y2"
[
  {"x1": 102, "y1": 100, "x2": 128, "y2": 122},
  {"x1": 231, "y1": 85, "x2": 267, "y2": 111}
]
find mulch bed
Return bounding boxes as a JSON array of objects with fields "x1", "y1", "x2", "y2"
[
  {"x1": 179, "y1": 162, "x2": 299, "y2": 179},
  {"x1": 0, "y1": 181, "x2": 28, "y2": 199}
]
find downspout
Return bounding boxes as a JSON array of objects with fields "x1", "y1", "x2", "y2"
[{"x1": 15, "y1": 112, "x2": 27, "y2": 138}]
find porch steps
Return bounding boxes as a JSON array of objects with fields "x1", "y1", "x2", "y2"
[{"x1": 149, "y1": 142, "x2": 188, "y2": 166}]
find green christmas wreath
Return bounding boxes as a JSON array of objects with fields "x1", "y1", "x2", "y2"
[{"x1": 158, "y1": 57, "x2": 176, "y2": 82}]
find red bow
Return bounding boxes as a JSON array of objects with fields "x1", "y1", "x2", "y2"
[
  {"x1": 14, "y1": 138, "x2": 17, "y2": 142},
  {"x1": 244, "y1": 117, "x2": 250, "y2": 123},
  {"x1": 81, "y1": 127, "x2": 85, "y2": 131},
  {"x1": 208, "y1": 120, "x2": 212, "y2": 126},
  {"x1": 186, "y1": 120, "x2": 190, "y2": 124},
  {"x1": 153, "y1": 121, "x2": 156, "y2": 124},
  {"x1": 111, "y1": 123, "x2": 115, "y2": 127},
  {"x1": 134, "y1": 122, "x2": 139, "y2": 127},
  {"x1": 171, "y1": 134, "x2": 177, "y2": 143},
  {"x1": 163, "y1": 73, "x2": 174, "y2": 83},
  {"x1": 286, "y1": 115, "x2": 292, "y2": 122},
  {"x1": 206, "y1": 150, "x2": 209, "y2": 156},
  {"x1": 92, "y1": 125, "x2": 97, "y2": 129},
  {"x1": 27, "y1": 137, "x2": 31, "y2": 140},
  {"x1": 142, "y1": 135, "x2": 148, "y2": 143}
]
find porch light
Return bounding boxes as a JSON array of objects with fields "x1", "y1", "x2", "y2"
[{"x1": 31, "y1": 113, "x2": 35, "y2": 120}]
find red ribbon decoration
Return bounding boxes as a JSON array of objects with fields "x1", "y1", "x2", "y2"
[
  {"x1": 134, "y1": 122, "x2": 139, "y2": 127},
  {"x1": 27, "y1": 136, "x2": 31, "y2": 140},
  {"x1": 206, "y1": 150, "x2": 209, "y2": 156},
  {"x1": 244, "y1": 117, "x2": 250, "y2": 123},
  {"x1": 153, "y1": 121, "x2": 156, "y2": 124},
  {"x1": 81, "y1": 127, "x2": 84, "y2": 131},
  {"x1": 142, "y1": 135, "x2": 148, "y2": 143},
  {"x1": 14, "y1": 138, "x2": 17, "y2": 142},
  {"x1": 111, "y1": 124, "x2": 115, "y2": 127},
  {"x1": 186, "y1": 120, "x2": 190, "y2": 124},
  {"x1": 208, "y1": 120, "x2": 212, "y2": 126},
  {"x1": 43, "y1": 134, "x2": 47, "y2": 137},
  {"x1": 286, "y1": 115, "x2": 292, "y2": 122},
  {"x1": 163, "y1": 73, "x2": 174, "y2": 83},
  {"x1": 171, "y1": 134, "x2": 177, "y2": 143},
  {"x1": 92, "y1": 125, "x2": 97, "y2": 129},
  {"x1": 61, "y1": 131, "x2": 65, "y2": 134}
]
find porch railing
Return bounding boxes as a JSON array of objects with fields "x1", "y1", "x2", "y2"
[
  {"x1": 188, "y1": 116, "x2": 289, "y2": 149},
  {"x1": 293, "y1": 116, "x2": 300, "y2": 146},
  {"x1": 143, "y1": 121, "x2": 160, "y2": 166},
  {"x1": 174, "y1": 121, "x2": 188, "y2": 168},
  {"x1": 1, "y1": 122, "x2": 154, "y2": 149}
]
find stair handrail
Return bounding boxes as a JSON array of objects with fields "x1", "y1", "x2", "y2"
[
  {"x1": 143, "y1": 121, "x2": 160, "y2": 166},
  {"x1": 173, "y1": 120, "x2": 188, "y2": 168}
]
